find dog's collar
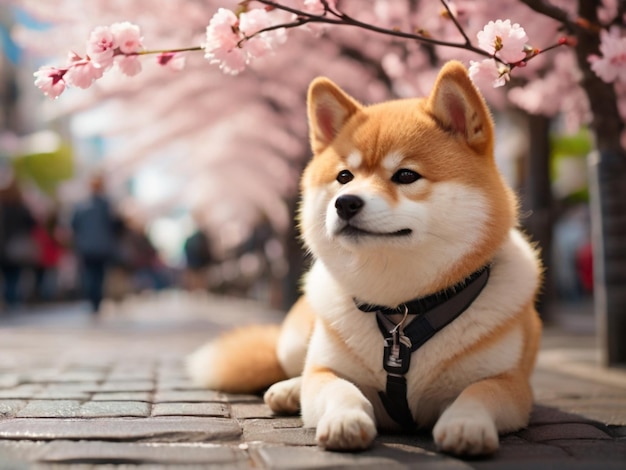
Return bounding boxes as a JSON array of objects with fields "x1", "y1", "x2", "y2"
[
  {"x1": 354, "y1": 264, "x2": 491, "y2": 431},
  {"x1": 354, "y1": 264, "x2": 491, "y2": 318}
]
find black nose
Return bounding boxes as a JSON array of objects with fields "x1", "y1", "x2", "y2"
[{"x1": 335, "y1": 194, "x2": 364, "y2": 220}]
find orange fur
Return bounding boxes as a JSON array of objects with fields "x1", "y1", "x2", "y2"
[
  {"x1": 187, "y1": 324, "x2": 286, "y2": 393},
  {"x1": 281, "y1": 297, "x2": 316, "y2": 341}
]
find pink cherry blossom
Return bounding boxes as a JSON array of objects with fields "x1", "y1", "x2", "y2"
[
  {"x1": 477, "y1": 19, "x2": 528, "y2": 64},
  {"x1": 589, "y1": 26, "x2": 626, "y2": 83},
  {"x1": 110, "y1": 22, "x2": 143, "y2": 54},
  {"x1": 203, "y1": 7, "x2": 287, "y2": 74},
  {"x1": 64, "y1": 53, "x2": 105, "y2": 89},
  {"x1": 241, "y1": 9, "x2": 286, "y2": 58},
  {"x1": 239, "y1": 8, "x2": 272, "y2": 36},
  {"x1": 117, "y1": 55, "x2": 143, "y2": 76},
  {"x1": 209, "y1": 46, "x2": 248, "y2": 75},
  {"x1": 468, "y1": 59, "x2": 510, "y2": 89},
  {"x1": 204, "y1": 8, "x2": 240, "y2": 54},
  {"x1": 203, "y1": 8, "x2": 250, "y2": 73},
  {"x1": 87, "y1": 25, "x2": 116, "y2": 68},
  {"x1": 239, "y1": 9, "x2": 274, "y2": 58},
  {"x1": 33, "y1": 66, "x2": 67, "y2": 99}
]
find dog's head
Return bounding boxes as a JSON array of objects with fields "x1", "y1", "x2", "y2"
[{"x1": 299, "y1": 61, "x2": 517, "y2": 304}]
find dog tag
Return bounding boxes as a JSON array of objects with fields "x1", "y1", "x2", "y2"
[{"x1": 383, "y1": 330, "x2": 411, "y2": 375}]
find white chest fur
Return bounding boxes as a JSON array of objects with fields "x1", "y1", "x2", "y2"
[{"x1": 304, "y1": 229, "x2": 539, "y2": 428}]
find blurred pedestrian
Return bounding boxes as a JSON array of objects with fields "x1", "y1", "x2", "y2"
[
  {"x1": 183, "y1": 228, "x2": 212, "y2": 290},
  {"x1": 0, "y1": 175, "x2": 37, "y2": 310},
  {"x1": 118, "y1": 218, "x2": 170, "y2": 292},
  {"x1": 70, "y1": 173, "x2": 119, "y2": 314},
  {"x1": 32, "y1": 210, "x2": 64, "y2": 302}
]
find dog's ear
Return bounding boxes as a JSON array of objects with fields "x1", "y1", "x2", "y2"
[
  {"x1": 427, "y1": 61, "x2": 494, "y2": 155},
  {"x1": 308, "y1": 77, "x2": 362, "y2": 154}
]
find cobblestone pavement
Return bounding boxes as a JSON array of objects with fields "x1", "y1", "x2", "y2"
[{"x1": 0, "y1": 291, "x2": 625, "y2": 469}]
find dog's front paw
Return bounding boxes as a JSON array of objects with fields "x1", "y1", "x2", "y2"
[
  {"x1": 316, "y1": 409, "x2": 376, "y2": 451},
  {"x1": 433, "y1": 407, "x2": 498, "y2": 456},
  {"x1": 264, "y1": 377, "x2": 301, "y2": 414}
]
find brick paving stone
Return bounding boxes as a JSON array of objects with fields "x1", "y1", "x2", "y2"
[
  {"x1": 219, "y1": 393, "x2": 265, "y2": 404},
  {"x1": 0, "y1": 417, "x2": 242, "y2": 442},
  {"x1": 157, "y1": 378, "x2": 207, "y2": 391},
  {"x1": 32, "y1": 390, "x2": 90, "y2": 400},
  {"x1": 80, "y1": 401, "x2": 151, "y2": 418},
  {"x1": 499, "y1": 435, "x2": 528, "y2": 445},
  {"x1": 551, "y1": 439, "x2": 626, "y2": 461},
  {"x1": 231, "y1": 403, "x2": 275, "y2": 419},
  {"x1": 469, "y1": 461, "x2": 625, "y2": 470},
  {"x1": 608, "y1": 425, "x2": 626, "y2": 438},
  {"x1": 60, "y1": 361, "x2": 114, "y2": 371},
  {"x1": 38, "y1": 440, "x2": 250, "y2": 465},
  {"x1": 157, "y1": 371, "x2": 190, "y2": 382},
  {"x1": 17, "y1": 368, "x2": 62, "y2": 384},
  {"x1": 97, "y1": 380, "x2": 154, "y2": 392},
  {"x1": 376, "y1": 443, "x2": 475, "y2": 468},
  {"x1": 243, "y1": 418, "x2": 316, "y2": 446},
  {"x1": 44, "y1": 371, "x2": 107, "y2": 383},
  {"x1": 153, "y1": 390, "x2": 223, "y2": 403},
  {"x1": 377, "y1": 431, "x2": 437, "y2": 453},
  {"x1": 107, "y1": 371, "x2": 155, "y2": 381},
  {"x1": 156, "y1": 365, "x2": 188, "y2": 381},
  {"x1": 0, "y1": 400, "x2": 26, "y2": 418},
  {"x1": 529, "y1": 405, "x2": 598, "y2": 426},
  {"x1": 16, "y1": 400, "x2": 82, "y2": 418},
  {"x1": 0, "y1": 384, "x2": 43, "y2": 399},
  {"x1": 0, "y1": 374, "x2": 19, "y2": 389},
  {"x1": 251, "y1": 443, "x2": 473, "y2": 470},
  {"x1": 0, "y1": 441, "x2": 46, "y2": 468},
  {"x1": 46, "y1": 382, "x2": 101, "y2": 392},
  {"x1": 518, "y1": 423, "x2": 612, "y2": 442},
  {"x1": 152, "y1": 402, "x2": 229, "y2": 417},
  {"x1": 559, "y1": 407, "x2": 626, "y2": 426},
  {"x1": 91, "y1": 391, "x2": 152, "y2": 402},
  {"x1": 33, "y1": 383, "x2": 99, "y2": 400},
  {"x1": 475, "y1": 441, "x2": 572, "y2": 464}
]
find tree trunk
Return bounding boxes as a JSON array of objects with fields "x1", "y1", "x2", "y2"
[
  {"x1": 588, "y1": 152, "x2": 626, "y2": 365},
  {"x1": 520, "y1": 113, "x2": 555, "y2": 320},
  {"x1": 575, "y1": 0, "x2": 626, "y2": 365},
  {"x1": 281, "y1": 191, "x2": 309, "y2": 311}
]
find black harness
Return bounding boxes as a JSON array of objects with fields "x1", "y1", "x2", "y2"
[{"x1": 355, "y1": 265, "x2": 491, "y2": 431}]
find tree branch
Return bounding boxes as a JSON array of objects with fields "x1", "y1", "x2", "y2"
[
  {"x1": 439, "y1": 0, "x2": 472, "y2": 45},
  {"x1": 517, "y1": 0, "x2": 577, "y2": 32},
  {"x1": 254, "y1": 0, "x2": 494, "y2": 59}
]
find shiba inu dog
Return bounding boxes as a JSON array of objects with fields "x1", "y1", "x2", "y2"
[{"x1": 187, "y1": 61, "x2": 542, "y2": 456}]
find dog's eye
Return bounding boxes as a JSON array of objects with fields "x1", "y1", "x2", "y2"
[
  {"x1": 336, "y1": 170, "x2": 354, "y2": 184},
  {"x1": 392, "y1": 169, "x2": 421, "y2": 185}
]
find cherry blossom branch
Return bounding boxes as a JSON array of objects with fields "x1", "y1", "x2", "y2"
[
  {"x1": 247, "y1": 0, "x2": 570, "y2": 86},
  {"x1": 439, "y1": 0, "x2": 473, "y2": 46},
  {"x1": 517, "y1": 0, "x2": 577, "y2": 32},
  {"x1": 254, "y1": 0, "x2": 494, "y2": 59},
  {"x1": 237, "y1": 0, "x2": 571, "y2": 79},
  {"x1": 134, "y1": 46, "x2": 204, "y2": 56},
  {"x1": 33, "y1": 1, "x2": 586, "y2": 99}
]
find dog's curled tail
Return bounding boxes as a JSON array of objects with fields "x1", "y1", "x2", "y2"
[{"x1": 186, "y1": 324, "x2": 287, "y2": 394}]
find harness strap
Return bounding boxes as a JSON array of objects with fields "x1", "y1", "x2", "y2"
[
  {"x1": 359, "y1": 265, "x2": 491, "y2": 431},
  {"x1": 378, "y1": 375, "x2": 415, "y2": 430},
  {"x1": 357, "y1": 265, "x2": 490, "y2": 317},
  {"x1": 404, "y1": 265, "x2": 491, "y2": 352}
]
